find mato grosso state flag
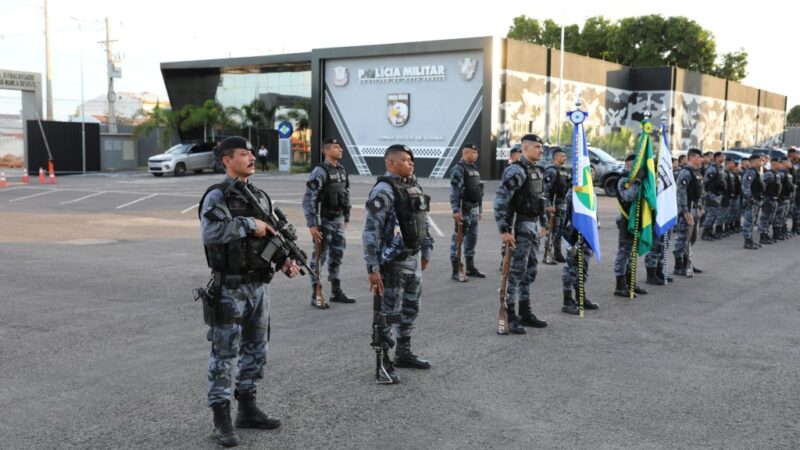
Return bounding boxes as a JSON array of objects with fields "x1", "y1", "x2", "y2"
[
  {"x1": 567, "y1": 108, "x2": 601, "y2": 262},
  {"x1": 655, "y1": 121, "x2": 677, "y2": 236},
  {"x1": 626, "y1": 117, "x2": 658, "y2": 255}
]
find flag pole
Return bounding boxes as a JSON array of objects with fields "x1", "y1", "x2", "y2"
[
  {"x1": 629, "y1": 198, "x2": 641, "y2": 299},
  {"x1": 660, "y1": 109, "x2": 670, "y2": 285},
  {"x1": 577, "y1": 232, "x2": 585, "y2": 317}
]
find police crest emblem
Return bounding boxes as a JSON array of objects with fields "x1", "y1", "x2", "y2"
[
  {"x1": 333, "y1": 66, "x2": 349, "y2": 87},
  {"x1": 387, "y1": 94, "x2": 410, "y2": 127},
  {"x1": 458, "y1": 58, "x2": 478, "y2": 81}
]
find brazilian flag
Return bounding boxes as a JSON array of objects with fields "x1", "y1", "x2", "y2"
[{"x1": 626, "y1": 119, "x2": 658, "y2": 255}]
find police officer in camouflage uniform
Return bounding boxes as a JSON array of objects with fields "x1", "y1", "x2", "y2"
[
  {"x1": 449, "y1": 143, "x2": 485, "y2": 281},
  {"x1": 723, "y1": 157, "x2": 741, "y2": 234},
  {"x1": 759, "y1": 158, "x2": 781, "y2": 244},
  {"x1": 560, "y1": 194, "x2": 599, "y2": 314},
  {"x1": 789, "y1": 149, "x2": 800, "y2": 235},
  {"x1": 773, "y1": 157, "x2": 794, "y2": 240},
  {"x1": 613, "y1": 154, "x2": 649, "y2": 297},
  {"x1": 302, "y1": 137, "x2": 356, "y2": 306},
  {"x1": 543, "y1": 147, "x2": 571, "y2": 264},
  {"x1": 672, "y1": 148, "x2": 705, "y2": 275},
  {"x1": 363, "y1": 145, "x2": 434, "y2": 382},
  {"x1": 494, "y1": 134, "x2": 550, "y2": 334},
  {"x1": 199, "y1": 136, "x2": 300, "y2": 447},
  {"x1": 742, "y1": 155, "x2": 764, "y2": 249},
  {"x1": 701, "y1": 152, "x2": 727, "y2": 241}
]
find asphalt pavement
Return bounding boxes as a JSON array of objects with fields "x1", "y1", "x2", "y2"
[{"x1": 0, "y1": 170, "x2": 798, "y2": 449}]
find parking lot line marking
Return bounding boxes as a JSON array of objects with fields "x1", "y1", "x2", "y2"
[
  {"x1": 116, "y1": 193, "x2": 158, "y2": 209},
  {"x1": 427, "y1": 216, "x2": 445, "y2": 237},
  {"x1": 181, "y1": 204, "x2": 199, "y2": 214},
  {"x1": 59, "y1": 191, "x2": 106, "y2": 205},
  {"x1": 8, "y1": 189, "x2": 58, "y2": 202}
]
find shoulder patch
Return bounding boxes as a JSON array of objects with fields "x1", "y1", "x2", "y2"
[
  {"x1": 366, "y1": 195, "x2": 386, "y2": 213},
  {"x1": 306, "y1": 179, "x2": 320, "y2": 190}
]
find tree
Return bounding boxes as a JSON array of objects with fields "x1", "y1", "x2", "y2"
[
  {"x1": 239, "y1": 99, "x2": 267, "y2": 142},
  {"x1": 132, "y1": 102, "x2": 177, "y2": 151},
  {"x1": 712, "y1": 49, "x2": 748, "y2": 82},
  {"x1": 787, "y1": 105, "x2": 800, "y2": 125},
  {"x1": 505, "y1": 14, "x2": 749, "y2": 81},
  {"x1": 180, "y1": 100, "x2": 223, "y2": 141}
]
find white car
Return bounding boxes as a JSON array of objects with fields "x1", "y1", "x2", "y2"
[{"x1": 148, "y1": 142, "x2": 217, "y2": 177}]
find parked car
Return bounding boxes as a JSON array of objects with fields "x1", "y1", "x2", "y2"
[
  {"x1": 749, "y1": 148, "x2": 787, "y2": 160},
  {"x1": 722, "y1": 150, "x2": 750, "y2": 163},
  {"x1": 538, "y1": 145, "x2": 625, "y2": 196},
  {"x1": 148, "y1": 142, "x2": 217, "y2": 176}
]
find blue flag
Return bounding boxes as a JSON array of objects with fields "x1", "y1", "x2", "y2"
[{"x1": 567, "y1": 109, "x2": 601, "y2": 262}]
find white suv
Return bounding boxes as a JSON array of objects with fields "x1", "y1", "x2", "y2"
[{"x1": 148, "y1": 142, "x2": 216, "y2": 177}]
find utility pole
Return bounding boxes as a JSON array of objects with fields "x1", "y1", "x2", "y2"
[
  {"x1": 44, "y1": 0, "x2": 53, "y2": 120},
  {"x1": 103, "y1": 17, "x2": 120, "y2": 133}
]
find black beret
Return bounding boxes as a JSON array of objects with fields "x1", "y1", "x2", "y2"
[
  {"x1": 219, "y1": 136, "x2": 253, "y2": 153},
  {"x1": 713, "y1": 151, "x2": 723, "y2": 158},
  {"x1": 725, "y1": 155, "x2": 735, "y2": 162},
  {"x1": 748, "y1": 154, "x2": 760, "y2": 161},
  {"x1": 521, "y1": 134, "x2": 543, "y2": 144},
  {"x1": 551, "y1": 147, "x2": 565, "y2": 155},
  {"x1": 322, "y1": 137, "x2": 341, "y2": 146},
  {"x1": 770, "y1": 156, "x2": 779, "y2": 162},
  {"x1": 687, "y1": 148, "x2": 703, "y2": 157},
  {"x1": 671, "y1": 157, "x2": 678, "y2": 161},
  {"x1": 509, "y1": 145, "x2": 521, "y2": 154},
  {"x1": 703, "y1": 151, "x2": 714, "y2": 157},
  {"x1": 625, "y1": 153, "x2": 636, "y2": 162},
  {"x1": 460, "y1": 142, "x2": 479, "y2": 151},
  {"x1": 787, "y1": 148, "x2": 797, "y2": 154},
  {"x1": 385, "y1": 144, "x2": 414, "y2": 161}
]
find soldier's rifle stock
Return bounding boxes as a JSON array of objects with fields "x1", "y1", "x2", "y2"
[
  {"x1": 497, "y1": 213, "x2": 516, "y2": 335},
  {"x1": 371, "y1": 267, "x2": 401, "y2": 384},
  {"x1": 455, "y1": 200, "x2": 467, "y2": 282},
  {"x1": 312, "y1": 203, "x2": 329, "y2": 309}
]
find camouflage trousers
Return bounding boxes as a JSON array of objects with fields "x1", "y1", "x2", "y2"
[
  {"x1": 309, "y1": 216, "x2": 346, "y2": 288},
  {"x1": 702, "y1": 195, "x2": 722, "y2": 228},
  {"x1": 449, "y1": 206, "x2": 479, "y2": 262},
  {"x1": 742, "y1": 201, "x2": 760, "y2": 240},
  {"x1": 562, "y1": 241, "x2": 592, "y2": 291},
  {"x1": 208, "y1": 283, "x2": 269, "y2": 407},
  {"x1": 381, "y1": 254, "x2": 422, "y2": 340},
  {"x1": 758, "y1": 199, "x2": 777, "y2": 233},
  {"x1": 672, "y1": 211, "x2": 699, "y2": 259},
  {"x1": 613, "y1": 218, "x2": 635, "y2": 276},
  {"x1": 773, "y1": 199, "x2": 790, "y2": 228},
  {"x1": 550, "y1": 202, "x2": 567, "y2": 253},
  {"x1": 645, "y1": 230, "x2": 671, "y2": 269},
  {"x1": 504, "y1": 220, "x2": 541, "y2": 307},
  {"x1": 724, "y1": 197, "x2": 741, "y2": 225}
]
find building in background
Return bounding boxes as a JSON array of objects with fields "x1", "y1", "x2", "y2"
[
  {"x1": 69, "y1": 91, "x2": 170, "y2": 125},
  {"x1": 161, "y1": 37, "x2": 787, "y2": 179}
]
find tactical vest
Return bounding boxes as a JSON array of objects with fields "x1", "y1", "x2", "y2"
[
  {"x1": 731, "y1": 172, "x2": 742, "y2": 197},
  {"x1": 509, "y1": 160, "x2": 545, "y2": 219},
  {"x1": 725, "y1": 170, "x2": 737, "y2": 197},
  {"x1": 780, "y1": 171, "x2": 794, "y2": 199},
  {"x1": 681, "y1": 167, "x2": 703, "y2": 205},
  {"x1": 746, "y1": 168, "x2": 764, "y2": 198},
  {"x1": 615, "y1": 171, "x2": 633, "y2": 213},
  {"x1": 377, "y1": 176, "x2": 430, "y2": 251},
  {"x1": 457, "y1": 162, "x2": 483, "y2": 205},
  {"x1": 547, "y1": 164, "x2": 571, "y2": 200},
  {"x1": 319, "y1": 163, "x2": 350, "y2": 218},
  {"x1": 764, "y1": 170, "x2": 781, "y2": 197},
  {"x1": 200, "y1": 183, "x2": 273, "y2": 274},
  {"x1": 706, "y1": 164, "x2": 727, "y2": 194}
]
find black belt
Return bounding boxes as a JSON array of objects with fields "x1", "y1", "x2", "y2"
[
  {"x1": 397, "y1": 248, "x2": 420, "y2": 259},
  {"x1": 221, "y1": 270, "x2": 272, "y2": 287},
  {"x1": 515, "y1": 214, "x2": 541, "y2": 223},
  {"x1": 320, "y1": 209, "x2": 345, "y2": 220}
]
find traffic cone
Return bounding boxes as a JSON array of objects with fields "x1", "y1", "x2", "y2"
[
  {"x1": 0, "y1": 172, "x2": 7, "y2": 188},
  {"x1": 48, "y1": 168, "x2": 56, "y2": 184},
  {"x1": 22, "y1": 168, "x2": 29, "y2": 185},
  {"x1": 38, "y1": 167, "x2": 46, "y2": 184}
]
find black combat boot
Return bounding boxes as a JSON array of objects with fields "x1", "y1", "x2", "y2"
[
  {"x1": 330, "y1": 279, "x2": 356, "y2": 303},
  {"x1": 465, "y1": 256, "x2": 486, "y2": 278},
  {"x1": 575, "y1": 287, "x2": 599, "y2": 310},
  {"x1": 614, "y1": 275, "x2": 632, "y2": 297},
  {"x1": 655, "y1": 264, "x2": 674, "y2": 283},
  {"x1": 381, "y1": 352, "x2": 400, "y2": 384},
  {"x1": 626, "y1": 272, "x2": 647, "y2": 294},
  {"x1": 775, "y1": 226, "x2": 786, "y2": 240},
  {"x1": 519, "y1": 300, "x2": 548, "y2": 328},
  {"x1": 505, "y1": 305, "x2": 527, "y2": 334},
  {"x1": 451, "y1": 260, "x2": 467, "y2": 282},
  {"x1": 211, "y1": 401, "x2": 240, "y2": 447},
  {"x1": 554, "y1": 245, "x2": 567, "y2": 263},
  {"x1": 645, "y1": 267, "x2": 661, "y2": 285},
  {"x1": 760, "y1": 232, "x2": 773, "y2": 244},
  {"x1": 701, "y1": 227, "x2": 714, "y2": 241},
  {"x1": 673, "y1": 255, "x2": 687, "y2": 276},
  {"x1": 394, "y1": 337, "x2": 432, "y2": 369},
  {"x1": 744, "y1": 238, "x2": 757, "y2": 249},
  {"x1": 235, "y1": 390, "x2": 281, "y2": 430},
  {"x1": 561, "y1": 290, "x2": 579, "y2": 315},
  {"x1": 713, "y1": 225, "x2": 723, "y2": 239}
]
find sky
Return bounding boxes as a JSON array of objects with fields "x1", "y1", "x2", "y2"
[{"x1": 1, "y1": 0, "x2": 797, "y2": 120}]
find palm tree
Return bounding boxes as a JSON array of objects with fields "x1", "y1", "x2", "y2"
[
  {"x1": 180, "y1": 100, "x2": 224, "y2": 141},
  {"x1": 240, "y1": 99, "x2": 266, "y2": 142},
  {"x1": 132, "y1": 102, "x2": 177, "y2": 151}
]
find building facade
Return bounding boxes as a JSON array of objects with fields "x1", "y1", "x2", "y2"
[{"x1": 161, "y1": 37, "x2": 787, "y2": 179}]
